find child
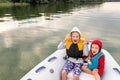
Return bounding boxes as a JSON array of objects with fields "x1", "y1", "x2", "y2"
[
  {"x1": 57, "y1": 27, "x2": 89, "y2": 80},
  {"x1": 82, "y1": 39, "x2": 105, "y2": 80}
]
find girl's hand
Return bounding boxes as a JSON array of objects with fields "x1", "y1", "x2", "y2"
[
  {"x1": 83, "y1": 38, "x2": 89, "y2": 45},
  {"x1": 63, "y1": 34, "x2": 71, "y2": 42}
]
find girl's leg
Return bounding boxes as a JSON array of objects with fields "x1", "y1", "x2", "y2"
[
  {"x1": 92, "y1": 69, "x2": 101, "y2": 80},
  {"x1": 73, "y1": 63, "x2": 83, "y2": 80},
  {"x1": 61, "y1": 70, "x2": 67, "y2": 80},
  {"x1": 82, "y1": 65, "x2": 93, "y2": 75},
  {"x1": 61, "y1": 60, "x2": 74, "y2": 80}
]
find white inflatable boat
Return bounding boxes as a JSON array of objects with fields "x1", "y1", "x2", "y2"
[{"x1": 20, "y1": 47, "x2": 120, "y2": 80}]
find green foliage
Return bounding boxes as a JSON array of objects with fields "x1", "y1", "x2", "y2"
[
  {"x1": 0, "y1": 0, "x2": 10, "y2": 2},
  {"x1": 0, "y1": 0, "x2": 104, "y2": 4}
]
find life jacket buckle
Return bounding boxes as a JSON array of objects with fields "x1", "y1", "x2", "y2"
[{"x1": 63, "y1": 55, "x2": 69, "y2": 60}]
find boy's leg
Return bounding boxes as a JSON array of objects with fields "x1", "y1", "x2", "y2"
[
  {"x1": 92, "y1": 69, "x2": 101, "y2": 80},
  {"x1": 73, "y1": 63, "x2": 83, "y2": 80},
  {"x1": 61, "y1": 60, "x2": 74, "y2": 80},
  {"x1": 82, "y1": 65, "x2": 93, "y2": 75},
  {"x1": 73, "y1": 74, "x2": 79, "y2": 80}
]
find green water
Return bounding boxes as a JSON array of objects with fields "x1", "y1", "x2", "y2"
[{"x1": 0, "y1": 2, "x2": 120, "y2": 80}]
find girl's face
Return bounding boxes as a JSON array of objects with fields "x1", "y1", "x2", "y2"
[
  {"x1": 91, "y1": 44, "x2": 100, "y2": 55},
  {"x1": 71, "y1": 32, "x2": 80, "y2": 44}
]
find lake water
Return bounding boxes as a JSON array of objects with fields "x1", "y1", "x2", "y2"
[{"x1": 0, "y1": 2, "x2": 120, "y2": 80}]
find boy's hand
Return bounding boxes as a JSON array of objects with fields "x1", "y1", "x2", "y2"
[
  {"x1": 87, "y1": 56, "x2": 92, "y2": 64},
  {"x1": 88, "y1": 60, "x2": 92, "y2": 64},
  {"x1": 87, "y1": 56, "x2": 91, "y2": 60}
]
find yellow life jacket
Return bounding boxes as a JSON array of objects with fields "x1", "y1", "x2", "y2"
[
  {"x1": 65, "y1": 34, "x2": 86, "y2": 58},
  {"x1": 65, "y1": 34, "x2": 86, "y2": 50},
  {"x1": 66, "y1": 39, "x2": 84, "y2": 51}
]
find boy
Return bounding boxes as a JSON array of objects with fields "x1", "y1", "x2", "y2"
[
  {"x1": 82, "y1": 39, "x2": 105, "y2": 80},
  {"x1": 58, "y1": 27, "x2": 88, "y2": 80}
]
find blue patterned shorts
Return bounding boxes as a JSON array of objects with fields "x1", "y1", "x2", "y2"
[{"x1": 62, "y1": 60, "x2": 83, "y2": 75}]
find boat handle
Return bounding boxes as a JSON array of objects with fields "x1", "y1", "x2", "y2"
[
  {"x1": 48, "y1": 56, "x2": 57, "y2": 62},
  {"x1": 27, "y1": 78, "x2": 32, "y2": 80},
  {"x1": 113, "y1": 67, "x2": 120, "y2": 74},
  {"x1": 35, "y1": 66, "x2": 46, "y2": 73}
]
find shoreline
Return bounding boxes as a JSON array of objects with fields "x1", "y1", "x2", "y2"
[{"x1": 0, "y1": 2, "x2": 29, "y2": 7}]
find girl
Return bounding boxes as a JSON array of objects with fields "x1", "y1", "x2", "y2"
[{"x1": 58, "y1": 27, "x2": 88, "y2": 80}]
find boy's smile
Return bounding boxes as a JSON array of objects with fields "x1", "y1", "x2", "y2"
[{"x1": 91, "y1": 44, "x2": 100, "y2": 55}]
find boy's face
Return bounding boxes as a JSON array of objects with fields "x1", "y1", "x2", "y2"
[
  {"x1": 71, "y1": 32, "x2": 80, "y2": 44},
  {"x1": 91, "y1": 44, "x2": 100, "y2": 55}
]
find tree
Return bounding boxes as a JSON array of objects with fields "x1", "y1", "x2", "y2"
[{"x1": 11, "y1": 0, "x2": 20, "y2": 3}]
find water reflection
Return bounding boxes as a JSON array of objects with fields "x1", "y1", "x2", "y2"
[
  {"x1": 0, "y1": 25, "x2": 60, "y2": 79},
  {"x1": 2, "y1": 33, "x2": 13, "y2": 48},
  {"x1": 0, "y1": 2, "x2": 103, "y2": 20}
]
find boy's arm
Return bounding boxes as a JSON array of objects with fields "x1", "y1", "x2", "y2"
[{"x1": 98, "y1": 55, "x2": 105, "y2": 76}]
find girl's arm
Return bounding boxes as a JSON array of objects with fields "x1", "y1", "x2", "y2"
[
  {"x1": 83, "y1": 43, "x2": 89, "y2": 57},
  {"x1": 83, "y1": 37, "x2": 89, "y2": 56}
]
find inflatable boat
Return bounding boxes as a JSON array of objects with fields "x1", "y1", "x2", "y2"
[
  {"x1": 20, "y1": 47, "x2": 120, "y2": 80},
  {"x1": 20, "y1": 27, "x2": 120, "y2": 80}
]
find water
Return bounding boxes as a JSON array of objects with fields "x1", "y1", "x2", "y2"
[{"x1": 0, "y1": 2, "x2": 120, "y2": 80}]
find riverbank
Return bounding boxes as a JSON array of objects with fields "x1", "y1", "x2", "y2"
[{"x1": 0, "y1": 0, "x2": 105, "y2": 6}]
